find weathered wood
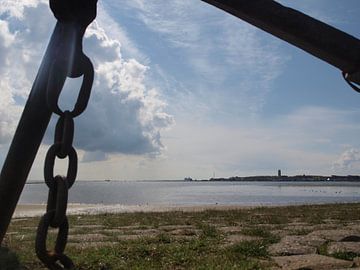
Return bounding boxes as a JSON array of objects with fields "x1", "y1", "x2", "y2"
[{"x1": 202, "y1": 0, "x2": 360, "y2": 84}]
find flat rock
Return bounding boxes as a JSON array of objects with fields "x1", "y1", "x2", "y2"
[
  {"x1": 68, "y1": 233, "x2": 108, "y2": 242},
  {"x1": 218, "y1": 226, "x2": 243, "y2": 233},
  {"x1": 117, "y1": 225, "x2": 146, "y2": 230},
  {"x1": 271, "y1": 229, "x2": 289, "y2": 238},
  {"x1": 269, "y1": 235, "x2": 325, "y2": 256},
  {"x1": 117, "y1": 235, "x2": 142, "y2": 241},
  {"x1": 354, "y1": 257, "x2": 360, "y2": 267},
  {"x1": 283, "y1": 223, "x2": 315, "y2": 232},
  {"x1": 309, "y1": 230, "x2": 359, "y2": 242},
  {"x1": 130, "y1": 229, "x2": 159, "y2": 236},
  {"x1": 269, "y1": 243, "x2": 316, "y2": 256},
  {"x1": 273, "y1": 254, "x2": 353, "y2": 270},
  {"x1": 74, "y1": 224, "x2": 104, "y2": 229},
  {"x1": 334, "y1": 268, "x2": 360, "y2": 270},
  {"x1": 170, "y1": 229, "x2": 200, "y2": 236},
  {"x1": 344, "y1": 224, "x2": 360, "y2": 231},
  {"x1": 96, "y1": 229, "x2": 124, "y2": 234},
  {"x1": 223, "y1": 234, "x2": 261, "y2": 246},
  {"x1": 328, "y1": 242, "x2": 360, "y2": 255},
  {"x1": 68, "y1": 241, "x2": 117, "y2": 249},
  {"x1": 159, "y1": 225, "x2": 194, "y2": 231}
]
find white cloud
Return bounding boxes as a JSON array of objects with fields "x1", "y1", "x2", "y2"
[
  {"x1": 156, "y1": 106, "x2": 360, "y2": 179},
  {"x1": 0, "y1": 0, "x2": 41, "y2": 19},
  {"x1": 106, "y1": 0, "x2": 286, "y2": 116},
  {"x1": 82, "y1": 150, "x2": 108, "y2": 163},
  {"x1": 0, "y1": 1, "x2": 173, "y2": 161},
  {"x1": 333, "y1": 149, "x2": 360, "y2": 172}
]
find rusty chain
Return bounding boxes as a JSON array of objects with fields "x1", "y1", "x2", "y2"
[
  {"x1": 343, "y1": 71, "x2": 360, "y2": 93},
  {"x1": 36, "y1": 51, "x2": 94, "y2": 270},
  {"x1": 35, "y1": 1, "x2": 96, "y2": 269}
]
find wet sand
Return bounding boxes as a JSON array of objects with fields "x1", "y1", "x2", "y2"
[{"x1": 14, "y1": 203, "x2": 255, "y2": 217}]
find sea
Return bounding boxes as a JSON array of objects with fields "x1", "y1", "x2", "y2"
[{"x1": 19, "y1": 180, "x2": 360, "y2": 207}]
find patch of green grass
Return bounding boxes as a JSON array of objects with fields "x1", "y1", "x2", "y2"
[
  {"x1": 70, "y1": 236, "x2": 261, "y2": 269},
  {"x1": 317, "y1": 242, "x2": 329, "y2": 256},
  {"x1": 332, "y1": 251, "x2": 360, "y2": 261},
  {"x1": 227, "y1": 240, "x2": 269, "y2": 258},
  {"x1": 289, "y1": 228, "x2": 312, "y2": 236},
  {"x1": 198, "y1": 224, "x2": 220, "y2": 239},
  {"x1": 241, "y1": 227, "x2": 280, "y2": 244},
  {"x1": 154, "y1": 233, "x2": 172, "y2": 244}
]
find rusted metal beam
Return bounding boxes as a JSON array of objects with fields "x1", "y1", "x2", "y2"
[{"x1": 201, "y1": 0, "x2": 360, "y2": 85}]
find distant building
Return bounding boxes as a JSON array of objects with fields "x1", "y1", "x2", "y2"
[{"x1": 278, "y1": 170, "x2": 281, "y2": 177}]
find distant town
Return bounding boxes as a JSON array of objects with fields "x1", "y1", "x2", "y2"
[{"x1": 184, "y1": 170, "x2": 360, "y2": 182}]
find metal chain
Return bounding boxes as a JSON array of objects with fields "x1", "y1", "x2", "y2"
[
  {"x1": 35, "y1": 51, "x2": 94, "y2": 269},
  {"x1": 342, "y1": 72, "x2": 360, "y2": 93}
]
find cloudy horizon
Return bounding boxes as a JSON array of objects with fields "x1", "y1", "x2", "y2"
[{"x1": 0, "y1": 0, "x2": 360, "y2": 181}]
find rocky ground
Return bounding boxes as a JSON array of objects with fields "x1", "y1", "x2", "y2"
[{"x1": 3, "y1": 203, "x2": 360, "y2": 269}]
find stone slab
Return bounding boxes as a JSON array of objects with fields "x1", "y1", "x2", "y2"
[
  {"x1": 269, "y1": 235, "x2": 325, "y2": 256},
  {"x1": 309, "y1": 230, "x2": 359, "y2": 242},
  {"x1": 328, "y1": 242, "x2": 360, "y2": 255},
  {"x1": 273, "y1": 254, "x2": 353, "y2": 270},
  {"x1": 68, "y1": 233, "x2": 108, "y2": 242}
]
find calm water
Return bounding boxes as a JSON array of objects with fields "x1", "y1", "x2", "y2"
[{"x1": 19, "y1": 181, "x2": 360, "y2": 206}]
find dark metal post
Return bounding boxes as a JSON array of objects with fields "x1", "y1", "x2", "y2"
[
  {"x1": 201, "y1": 0, "x2": 360, "y2": 84},
  {"x1": 0, "y1": 23, "x2": 76, "y2": 245},
  {"x1": 0, "y1": 0, "x2": 97, "y2": 245}
]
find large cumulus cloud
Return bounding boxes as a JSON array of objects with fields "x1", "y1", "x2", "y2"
[
  {"x1": 333, "y1": 149, "x2": 360, "y2": 172},
  {"x1": 0, "y1": 0, "x2": 173, "y2": 161}
]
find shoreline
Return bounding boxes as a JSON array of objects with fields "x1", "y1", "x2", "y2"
[
  {"x1": 14, "y1": 203, "x2": 256, "y2": 217},
  {"x1": 14, "y1": 201, "x2": 359, "y2": 218}
]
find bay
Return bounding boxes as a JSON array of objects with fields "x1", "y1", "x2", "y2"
[{"x1": 19, "y1": 181, "x2": 360, "y2": 206}]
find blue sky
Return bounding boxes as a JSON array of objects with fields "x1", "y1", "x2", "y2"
[{"x1": 0, "y1": 0, "x2": 360, "y2": 180}]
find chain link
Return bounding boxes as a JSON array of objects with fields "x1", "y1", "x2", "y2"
[
  {"x1": 343, "y1": 71, "x2": 360, "y2": 93},
  {"x1": 47, "y1": 56, "x2": 94, "y2": 117},
  {"x1": 55, "y1": 111, "x2": 74, "y2": 159},
  {"x1": 44, "y1": 143, "x2": 77, "y2": 189},
  {"x1": 35, "y1": 32, "x2": 94, "y2": 269},
  {"x1": 46, "y1": 176, "x2": 69, "y2": 228},
  {"x1": 35, "y1": 211, "x2": 73, "y2": 270}
]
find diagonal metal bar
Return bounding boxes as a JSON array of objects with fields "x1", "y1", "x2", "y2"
[
  {"x1": 201, "y1": 0, "x2": 360, "y2": 84},
  {"x1": 0, "y1": 0, "x2": 97, "y2": 246},
  {"x1": 0, "y1": 22, "x2": 82, "y2": 245}
]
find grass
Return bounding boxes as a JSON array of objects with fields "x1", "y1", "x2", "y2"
[
  {"x1": 317, "y1": 242, "x2": 329, "y2": 256},
  {"x1": 332, "y1": 251, "x2": 360, "y2": 261},
  {"x1": 3, "y1": 203, "x2": 360, "y2": 269},
  {"x1": 317, "y1": 241, "x2": 360, "y2": 261},
  {"x1": 198, "y1": 224, "x2": 220, "y2": 239},
  {"x1": 228, "y1": 241, "x2": 268, "y2": 258},
  {"x1": 0, "y1": 247, "x2": 21, "y2": 270},
  {"x1": 240, "y1": 227, "x2": 280, "y2": 244}
]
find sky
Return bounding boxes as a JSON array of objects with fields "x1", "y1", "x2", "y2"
[{"x1": 0, "y1": 0, "x2": 360, "y2": 181}]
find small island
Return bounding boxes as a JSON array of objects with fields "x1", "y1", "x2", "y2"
[
  {"x1": 186, "y1": 170, "x2": 360, "y2": 182},
  {"x1": 208, "y1": 174, "x2": 360, "y2": 182}
]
